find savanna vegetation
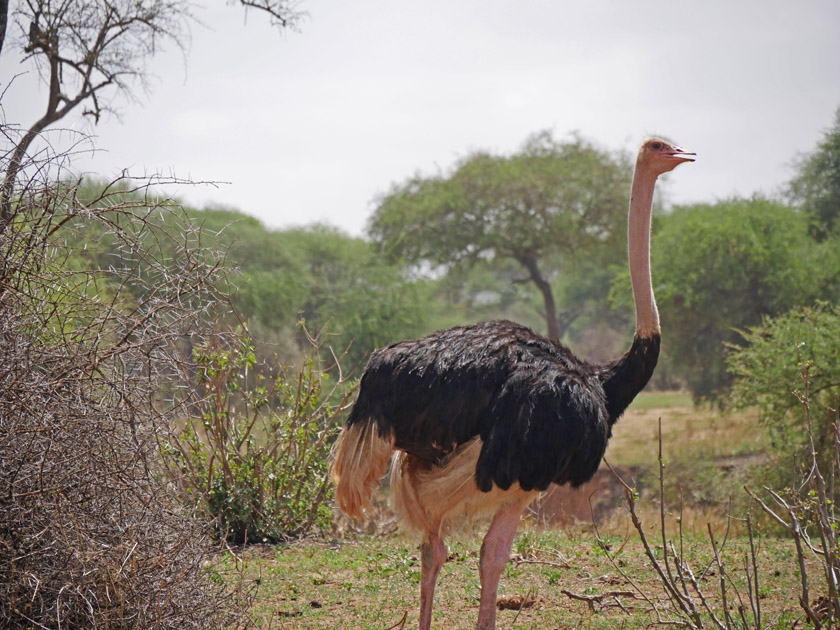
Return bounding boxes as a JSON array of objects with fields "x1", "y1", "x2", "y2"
[{"x1": 2, "y1": 0, "x2": 840, "y2": 626}]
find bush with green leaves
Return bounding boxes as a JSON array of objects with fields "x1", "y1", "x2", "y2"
[
  {"x1": 180, "y1": 211, "x2": 426, "y2": 369},
  {"x1": 728, "y1": 301, "x2": 840, "y2": 464},
  {"x1": 165, "y1": 326, "x2": 353, "y2": 544}
]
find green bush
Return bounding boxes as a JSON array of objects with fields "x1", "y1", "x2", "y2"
[
  {"x1": 649, "y1": 198, "x2": 822, "y2": 401},
  {"x1": 728, "y1": 301, "x2": 840, "y2": 465},
  {"x1": 165, "y1": 326, "x2": 353, "y2": 543}
]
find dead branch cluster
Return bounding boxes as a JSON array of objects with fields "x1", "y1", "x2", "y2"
[
  {"x1": 594, "y1": 388, "x2": 840, "y2": 630},
  {"x1": 599, "y1": 448, "x2": 763, "y2": 630},
  {"x1": 0, "y1": 142, "x2": 252, "y2": 628},
  {"x1": 746, "y1": 369, "x2": 840, "y2": 628}
]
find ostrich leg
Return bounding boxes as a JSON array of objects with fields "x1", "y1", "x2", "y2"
[
  {"x1": 419, "y1": 532, "x2": 447, "y2": 630},
  {"x1": 476, "y1": 497, "x2": 531, "y2": 630}
]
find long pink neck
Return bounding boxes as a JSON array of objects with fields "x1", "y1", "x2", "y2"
[{"x1": 628, "y1": 165, "x2": 659, "y2": 338}]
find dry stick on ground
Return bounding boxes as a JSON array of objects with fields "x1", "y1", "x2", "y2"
[
  {"x1": 385, "y1": 610, "x2": 408, "y2": 629},
  {"x1": 513, "y1": 556, "x2": 571, "y2": 570},
  {"x1": 560, "y1": 589, "x2": 639, "y2": 613}
]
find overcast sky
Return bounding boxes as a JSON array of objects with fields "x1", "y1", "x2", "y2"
[{"x1": 3, "y1": 0, "x2": 840, "y2": 236}]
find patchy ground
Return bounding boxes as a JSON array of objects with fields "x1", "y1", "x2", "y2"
[{"x1": 223, "y1": 530, "x2": 805, "y2": 629}]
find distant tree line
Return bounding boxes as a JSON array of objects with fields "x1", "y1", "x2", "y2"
[{"x1": 65, "y1": 109, "x2": 840, "y2": 406}]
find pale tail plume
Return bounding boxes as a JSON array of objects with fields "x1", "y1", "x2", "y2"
[{"x1": 330, "y1": 422, "x2": 394, "y2": 520}]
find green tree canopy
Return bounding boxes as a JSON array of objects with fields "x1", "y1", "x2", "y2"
[
  {"x1": 789, "y1": 106, "x2": 840, "y2": 239},
  {"x1": 368, "y1": 131, "x2": 633, "y2": 340},
  {"x1": 650, "y1": 197, "x2": 823, "y2": 401}
]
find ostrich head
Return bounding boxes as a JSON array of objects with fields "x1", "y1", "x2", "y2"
[{"x1": 638, "y1": 137, "x2": 695, "y2": 176}]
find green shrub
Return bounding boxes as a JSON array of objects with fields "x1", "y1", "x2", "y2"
[
  {"x1": 728, "y1": 301, "x2": 840, "y2": 467},
  {"x1": 165, "y1": 326, "x2": 353, "y2": 543}
]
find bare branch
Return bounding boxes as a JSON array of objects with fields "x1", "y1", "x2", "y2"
[{"x1": 236, "y1": 0, "x2": 306, "y2": 30}]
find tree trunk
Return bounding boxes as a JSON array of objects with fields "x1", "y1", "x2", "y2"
[
  {"x1": 0, "y1": 0, "x2": 8, "y2": 55},
  {"x1": 517, "y1": 253, "x2": 561, "y2": 341}
]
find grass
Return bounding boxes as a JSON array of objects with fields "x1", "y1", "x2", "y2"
[
  {"x1": 224, "y1": 529, "x2": 805, "y2": 629},
  {"x1": 626, "y1": 390, "x2": 695, "y2": 410},
  {"x1": 610, "y1": 391, "x2": 764, "y2": 469},
  {"x1": 220, "y1": 394, "x2": 809, "y2": 628}
]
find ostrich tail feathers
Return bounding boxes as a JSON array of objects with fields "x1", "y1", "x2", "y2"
[{"x1": 330, "y1": 421, "x2": 394, "y2": 521}]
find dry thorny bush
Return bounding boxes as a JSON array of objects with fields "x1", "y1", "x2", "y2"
[
  {"x1": 0, "y1": 132, "x2": 253, "y2": 628},
  {"x1": 746, "y1": 369, "x2": 840, "y2": 629}
]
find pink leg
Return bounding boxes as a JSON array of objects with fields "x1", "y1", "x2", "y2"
[
  {"x1": 418, "y1": 533, "x2": 447, "y2": 630},
  {"x1": 476, "y1": 498, "x2": 530, "y2": 630}
]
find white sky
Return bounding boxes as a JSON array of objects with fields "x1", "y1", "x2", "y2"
[{"x1": 2, "y1": 0, "x2": 840, "y2": 236}]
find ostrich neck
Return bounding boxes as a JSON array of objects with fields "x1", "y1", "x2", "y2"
[{"x1": 628, "y1": 167, "x2": 659, "y2": 338}]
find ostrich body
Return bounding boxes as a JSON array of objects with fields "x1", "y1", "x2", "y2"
[{"x1": 331, "y1": 138, "x2": 694, "y2": 630}]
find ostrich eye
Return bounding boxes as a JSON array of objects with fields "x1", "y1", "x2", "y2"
[{"x1": 652, "y1": 142, "x2": 662, "y2": 150}]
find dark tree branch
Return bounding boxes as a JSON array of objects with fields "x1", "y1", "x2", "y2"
[
  {"x1": 2, "y1": 0, "x2": 307, "y2": 228},
  {"x1": 1, "y1": 0, "x2": 192, "y2": 224}
]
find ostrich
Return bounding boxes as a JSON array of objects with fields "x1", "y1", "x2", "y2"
[{"x1": 331, "y1": 137, "x2": 694, "y2": 630}]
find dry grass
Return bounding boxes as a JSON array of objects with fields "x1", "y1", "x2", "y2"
[{"x1": 608, "y1": 391, "x2": 763, "y2": 469}]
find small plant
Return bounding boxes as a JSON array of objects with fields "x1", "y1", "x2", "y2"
[{"x1": 165, "y1": 323, "x2": 355, "y2": 543}]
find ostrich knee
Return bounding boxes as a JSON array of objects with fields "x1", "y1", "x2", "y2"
[{"x1": 479, "y1": 536, "x2": 509, "y2": 580}]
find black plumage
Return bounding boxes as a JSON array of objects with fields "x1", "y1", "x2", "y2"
[{"x1": 347, "y1": 319, "x2": 659, "y2": 493}]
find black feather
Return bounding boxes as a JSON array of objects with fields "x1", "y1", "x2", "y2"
[{"x1": 347, "y1": 320, "x2": 659, "y2": 492}]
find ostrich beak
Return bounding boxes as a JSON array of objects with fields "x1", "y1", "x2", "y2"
[{"x1": 666, "y1": 147, "x2": 696, "y2": 164}]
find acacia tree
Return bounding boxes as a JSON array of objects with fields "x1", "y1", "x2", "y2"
[
  {"x1": 0, "y1": 0, "x2": 304, "y2": 223},
  {"x1": 369, "y1": 131, "x2": 633, "y2": 340}
]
